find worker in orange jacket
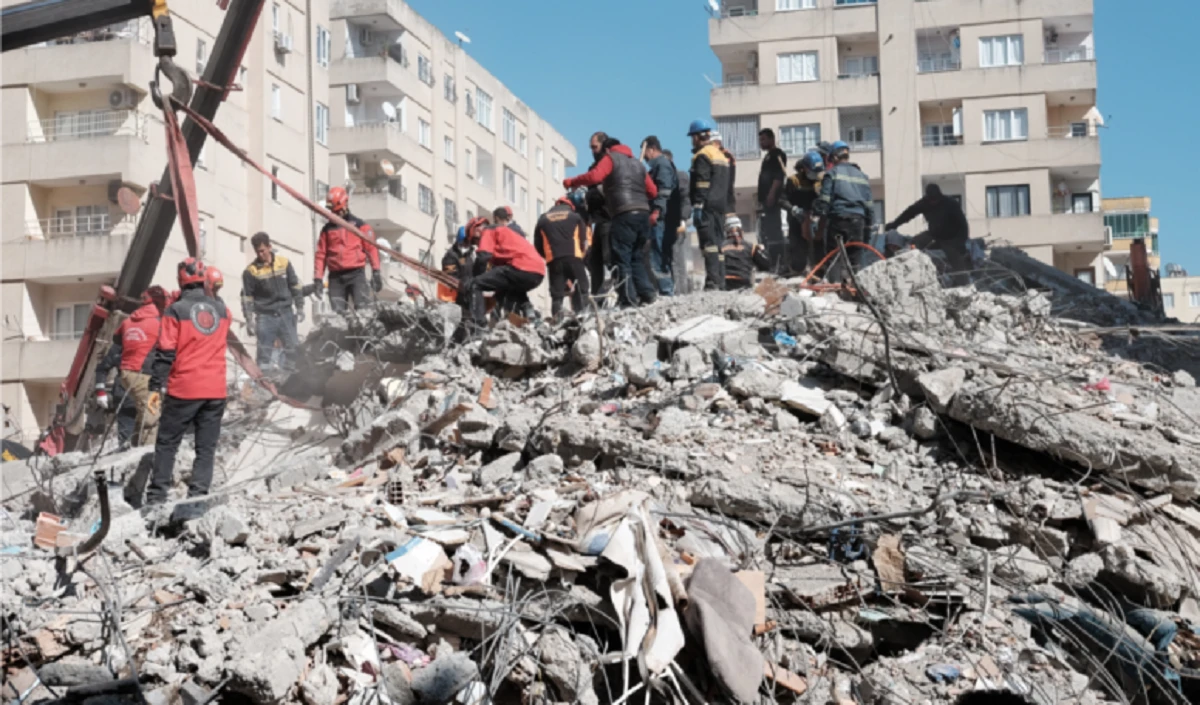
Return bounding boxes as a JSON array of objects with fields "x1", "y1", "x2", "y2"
[
  {"x1": 315, "y1": 186, "x2": 381, "y2": 312},
  {"x1": 94, "y1": 286, "x2": 170, "y2": 447}
]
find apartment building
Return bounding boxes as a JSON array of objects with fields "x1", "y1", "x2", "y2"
[
  {"x1": 709, "y1": 0, "x2": 1105, "y2": 278},
  {"x1": 2, "y1": 0, "x2": 331, "y2": 442},
  {"x1": 326, "y1": 0, "x2": 576, "y2": 299},
  {"x1": 1099, "y1": 196, "x2": 1199, "y2": 321}
]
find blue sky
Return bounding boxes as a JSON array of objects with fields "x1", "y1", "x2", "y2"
[{"x1": 409, "y1": 0, "x2": 1200, "y2": 272}]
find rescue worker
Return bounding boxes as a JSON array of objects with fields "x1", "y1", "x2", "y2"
[
  {"x1": 757, "y1": 128, "x2": 789, "y2": 273},
  {"x1": 813, "y1": 141, "x2": 874, "y2": 284},
  {"x1": 710, "y1": 132, "x2": 737, "y2": 213},
  {"x1": 493, "y1": 205, "x2": 527, "y2": 239},
  {"x1": 687, "y1": 119, "x2": 732, "y2": 290},
  {"x1": 242, "y1": 232, "x2": 303, "y2": 374},
  {"x1": 94, "y1": 286, "x2": 169, "y2": 447},
  {"x1": 563, "y1": 137, "x2": 658, "y2": 308},
  {"x1": 439, "y1": 226, "x2": 474, "y2": 305},
  {"x1": 315, "y1": 186, "x2": 382, "y2": 312},
  {"x1": 721, "y1": 216, "x2": 770, "y2": 290},
  {"x1": 664, "y1": 150, "x2": 694, "y2": 295},
  {"x1": 205, "y1": 267, "x2": 225, "y2": 300},
  {"x1": 780, "y1": 151, "x2": 826, "y2": 275},
  {"x1": 886, "y1": 183, "x2": 972, "y2": 285},
  {"x1": 466, "y1": 216, "x2": 546, "y2": 327},
  {"x1": 641, "y1": 136, "x2": 677, "y2": 296},
  {"x1": 535, "y1": 192, "x2": 591, "y2": 318},
  {"x1": 145, "y1": 258, "x2": 232, "y2": 516},
  {"x1": 581, "y1": 133, "x2": 613, "y2": 299}
]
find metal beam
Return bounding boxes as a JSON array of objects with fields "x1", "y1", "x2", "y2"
[{"x1": 1, "y1": 0, "x2": 152, "y2": 52}]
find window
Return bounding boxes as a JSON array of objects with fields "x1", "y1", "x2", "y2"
[
  {"x1": 552, "y1": 158, "x2": 561, "y2": 181},
  {"x1": 841, "y1": 55, "x2": 878, "y2": 77},
  {"x1": 536, "y1": 147, "x2": 544, "y2": 170},
  {"x1": 271, "y1": 165, "x2": 280, "y2": 202},
  {"x1": 418, "y1": 184, "x2": 433, "y2": 215},
  {"x1": 444, "y1": 136, "x2": 454, "y2": 164},
  {"x1": 443, "y1": 74, "x2": 456, "y2": 102},
  {"x1": 503, "y1": 166, "x2": 517, "y2": 203},
  {"x1": 417, "y1": 54, "x2": 432, "y2": 85},
  {"x1": 56, "y1": 205, "x2": 109, "y2": 235},
  {"x1": 444, "y1": 198, "x2": 458, "y2": 232},
  {"x1": 465, "y1": 90, "x2": 475, "y2": 118},
  {"x1": 1104, "y1": 213, "x2": 1151, "y2": 239},
  {"x1": 1189, "y1": 293, "x2": 1200, "y2": 308},
  {"x1": 777, "y1": 51, "x2": 818, "y2": 83},
  {"x1": 1073, "y1": 268, "x2": 1095, "y2": 285},
  {"x1": 986, "y1": 185, "x2": 1030, "y2": 218},
  {"x1": 715, "y1": 115, "x2": 761, "y2": 159},
  {"x1": 198, "y1": 217, "x2": 208, "y2": 256},
  {"x1": 418, "y1": 118, "x2": 431, "y2": 148},
  {"x1": 520, "y1": 186, "x2": 528, "y2": 211},
  {"x1": 979, "y1": 35, "x2": 1024, "y2": 67},
  {"x1": 465, "y1": 148, "x2": 474, "y2": 177},
  {"x1": 779, "y1": 124, "x2": 820, "y2": 155},
  {"x1": 316, "y1": 25, "x2": 330, "y2": 67},
  {"x1": 923, "y1": 124, "x2": 958, "y2": 147},
  {"x1": 983, "y1": 109, "x2": 1028, "y2": 142},
  {"x1": 777, "y1": 0, "x2": 816, "y2": 9},
  {"x1": 196, "y1": 39, "x2": 208, "y2": 74},
  {"x1": 536, "y1": 199, "x2": 544, "y2": 217},
  {"x1": 1164, "y1": 293, "x2": 1175, "y2": 309},
  {"x1": 844, "y1": 125, "x2": 881, "y2": 150},
  {"x1": 315, "y1": 102, "x2": 329, "y2": 145},
  {"x1": 315, "y1": 180, "x2": 329, "y2": 202},
  {"x1": 1072, "y1": 193, "x2": 1094, "y2": 214},
  {"x1": 271, "y1": 84, "x2": 281, "y2": 120},
  {"x1": 519, "y1": 133, "x2": 528, "y2": 156},
  {"x1": 271, "y1": 2, "x2": 280, "y2": 32},
  {"x1": 476, "y1": 88, "x2": 493, "y2": 131},
  {"x1": 53, "y1": 303, "x2": 91, "y2": 340},
  {"x1": 502, "y1": 109, "x2": 517, "y2": 148}
]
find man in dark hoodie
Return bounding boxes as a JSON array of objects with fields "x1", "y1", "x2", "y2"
[
  {"x1": 886, "y1": 183, "x2": 972, "y2": 285},
  {"x1": 641, "y1": 135, "x2": 677, "y2": 296},
  {"x1": 564, "y1": 136, "x2": 659, "y2": 308}
]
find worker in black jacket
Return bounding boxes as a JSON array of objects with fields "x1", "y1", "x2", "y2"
[
  {"x1": 641, "y1": 136, "x2": 677, "y2": 296},
  {"x1": 535, "y1": 194, "x2": 591, "y2": 318},
  {"x1": 886, "y1": 183, "x2": 972, "y2": 285},
  {"x1": 687, "y1": 119, "x2": 731, "y2": 290},
  {"x1": 720, "y1": 215, "x2": 770, "y2": 290},
  {"x1": 664, "y1": 152, "x2": 694, "y2": 295},
  {"x1": 241, "y1": 232, "x2": 302, "y2": 374}
]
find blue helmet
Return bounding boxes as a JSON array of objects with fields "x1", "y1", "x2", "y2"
[
  {"x1": 830, "y1": 140, "x2": 850, "y2": 155},
  {"x1": 568, "y1": 189, "x2": 587, "y2": 211},
  {"x1": 799, "y1": 151, "x2": 824, "y2": 177},
  {"x1": 687, "y1": 119, "x2": 715, "y2": 136},
  {"x1": 456, "y1": 225, "x2": 467, "y2": 244}
]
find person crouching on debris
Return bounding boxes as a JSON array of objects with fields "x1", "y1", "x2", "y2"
[
  {"x1": 466, "y1": 216, "x2": 546, "y2": 327},
  {"x1": 315, "y1": 186, "x2": 382, "y2": 313},
  {"x1": 439, "y1": 225, "x2": 474, "y2": 305},
  {"x1": 94, "y1": 285, "x2": 170, "y2": 448},
  {"x1": 144, "y1": 258, "x2": 231, "y2": 518},
  {"x1": 721, "y1": 215, "x2": 769, "y2": 290},
  {"x1": 242, "y1": 232, "x2": 303, "y2": 375},
  {"x1": 535, "y1": 192, "x2": 592, "y2": 319},
  {"x1": 886, "y1": 183, "x2": 972, "y2": 285},
  {"x1": 780, "y1": 151, "x2": 826, "y2": 276}
]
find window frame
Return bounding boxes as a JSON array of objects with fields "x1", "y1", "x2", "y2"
[
  {"x1": 53, "y1": 302, "x2": 93, "y2": 340},
  {"x1": 777, "y1": 51, "x2": 819, "y2": 84},
  {"x1": 417, "y1": 118, "x2": 431, "y2": 149},
  {"x1": 270, "y1": 83, "x2": 282, "y2": 121},
  {"x1": 979, "y1": 34, "x2": 1025, "y2": 68},
  {"x1": 778, "y1": 123, "x2": 821, "y2": 155},
  {"x1": 982, "y1": 108, "x2": 1029, "y2": 143},
  {"x1": 314, "y1": 102, "x2": 329, "y2": 145},
  {"x1": 985, "y1": 184, "x2": 1031, "y2": 218},
  {"x1": 476, "y1": 88, "x2": 494, "y2": 131}
]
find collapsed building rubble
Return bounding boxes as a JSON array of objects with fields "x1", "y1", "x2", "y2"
[{"x1": 4, "y1": 251, "x2": 1200, "y2": 705}]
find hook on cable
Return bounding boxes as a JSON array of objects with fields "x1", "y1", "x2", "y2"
[{"x1": 150, "y1": 56, "x2": 193, "y2": 112}]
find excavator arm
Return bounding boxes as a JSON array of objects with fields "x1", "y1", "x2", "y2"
[{"x1": 2, "y1": 0, "x2": 174, "y2": 55}]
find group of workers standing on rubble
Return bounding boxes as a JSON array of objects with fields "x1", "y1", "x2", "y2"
[{"x1": 92, "y1": 117, "x2": 972, "y2": 519}]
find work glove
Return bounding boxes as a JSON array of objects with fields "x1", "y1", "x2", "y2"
[
  {"x1": 790, "y1": 206, "x2": 804, "y2": 219},
  {"x1": 372, "y1": 270, "x2": 383, "y2": 293},
  {"x1": 294, "y1": 306, "x2": 305, "y2": 324},
  {"x1": 147, "y1": 391, "x2": 162, "y2": 417},
  {"x1": 245, "y1": 313, "x2": 256, "y2": 337},
  {"x1": 313, "y1": 278, "x2": 324, "y2": 299},
  {"x1": 95, "y1": 384, "x2": 110, "y2": 410},
  {"x1": 648, "y1": 210, "x2": 660, "y2": 227}
]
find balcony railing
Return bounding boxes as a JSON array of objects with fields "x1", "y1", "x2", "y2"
[
  {"x1": 26, "y1": 110, "x2": 150, "y2": 143},
  {"x1": 1045, "y1": 47, "x2": 1094, "y2": 64},
  {"x1": 1048, "y1": 123, "x2": 1098, "y2": 139},
  {"x1": 845, "y1": 138, "x2": 881, "y2": 152},
  {"x1": 23, "y1": 216, "x2": 137, "y2": 240},
  {"x1": 917, "y1": 57, "x2": 961, "y2": 73},
  {"x1": 921, "y1": 134, "x2": 962, "y2": 147},
  {"x1": 36, "y1": 19, "x2": 152, "y2": 47},
  {"x1": 837, "y1": 71, "x2": 879, "y2": 79}
]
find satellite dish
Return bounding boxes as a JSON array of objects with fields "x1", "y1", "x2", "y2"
[
  {"x1": 381, "y1": 102, "x2": 397, "y2": 120},
  {"x1": 379, "y1": 159, "x2": 396, "y2": 176},
  {"x1": 454, "y1": 31, "x2": 471, "y2": 45},
  {"x1": 707, "y1": 0, "x2": 720, "y2": 13},
  {"x1": 116, "y1": 187, "x2": 141, "y2": 215}
]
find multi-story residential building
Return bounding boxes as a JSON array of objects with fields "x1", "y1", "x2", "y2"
[
  {"x1": 326, "y1": 0, "x2": 576, "y2": 300},
  {"x1": 2, "y1": 0, "x2": 331, "y2": 442},
  {"x1": 708, "y1": 0, "x2": 1105, "y2": 279},
  {"x1": 1100, "y1": 196, "x2": 1200, "y2": 321}
]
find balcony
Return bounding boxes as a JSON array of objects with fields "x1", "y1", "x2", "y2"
[
  {"x1": 3, "y1": 222, "x2": 135, "y2": 283},
  {"x1": 916, "y1": 56, "x2": 961, "y2": 74},
  {"x1": 3, "y1": 111, "x2": 158, "y2": 186},
  {"x1": 330, "y1": 56, "x2": 432, "y2": 107},
  {"x1": 921, "y1": 128, "x2": 1098, "y2": 174},
  {"x1": 352, "y1": 190, "x2": 435, "y2": 236},
  {"x1": 709, "y1": 2, "x2": 876, "y2": 49},
  {"x1": 971, "y1": 212, "x2": 1106, "y2": 251},
  {"x1": 712, "y1": 76, "x2": 878, "y2": 116},
  {"x1": 1, "y1": 339, "x2": 79, "y2": 383},
  {"x1": 915, "y1": 0, "x2": 1094, "y2": 30},
  {"x1": 0, "y1": 20, "x2": 152, "y2": 90},
  {"x1": 331, "y1": 0, "x2": 410, "y2": 29},
  {"x1": 917, "y1": 60, "x2": 1096, "y2": 102},
  {"x1": 1045, "y1": 47, "x2": 1095, "y2": 64},
  {"x1": 329, "y1": 122, "x2": 434, "y2": 176}
]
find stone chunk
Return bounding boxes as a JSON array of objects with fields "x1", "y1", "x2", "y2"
[
  {"x1": 341, "y1": 409, "x2": 419, "y2": 464},
  {"x1": 728, "y1": 367, "x2": 784, "y2": 400},
  {"x1": 291, "y1": 511, "x2": 347, "y2": 541},
  {"x1": 917, "y1": 368, "x2": 966, "y2": 413},
  {"x1": 854, "y1": 251, "x2": 947, "y2": 327},
  {"x1": 411, "y1": 650, "x2": 479, "y2": 704},
  {"x1": 227, "y1": 600, "x2": 331, "y2": 703},
  {"x1": 993, "y1": 545, "x2": 1053, "y2": 585},
  {"x1": 911, "y1": 407, "x2": 938, "y2": 440},
  {"x1": 669, "y1": 345, "x2": 710, "y2": 381},
  {"x1": 476, "y1": 452, "x2": 521, "y2": 487}
]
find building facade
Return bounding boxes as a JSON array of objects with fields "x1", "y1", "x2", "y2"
[
  {"x1": 709, "y1": 0, "x2": 1104, "y2": 278},
  {"x1": 1101, "y1": 196, "x2": 1200, "y2": 321},
  {"x1": 2, "y1": 0, "x2": 572, "y2": 442}
]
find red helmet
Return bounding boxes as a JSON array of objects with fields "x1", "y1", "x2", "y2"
[
  {"x1": 327, "y1": 186, "x2": 349, "y2": 213},
  {"x1": 177, "y1": 257, "x2": 208, "y2": 287},
  {"x1": 465, "y1": 216, "x2": 490, "y2": 243},
  {"x1": 141, "y1": 285, "x2": 169, "y2": 311},
  {"x1": 204, "y1": 266, "x2": 224, "y2": 296}
]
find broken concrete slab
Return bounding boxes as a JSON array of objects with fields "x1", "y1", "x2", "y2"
[
  {"x1": 227, "y1": 600, "x2": 332, "y2": 703},
  {"x1": 917, "y1": 368, "x2": 966, "y2": 414}
]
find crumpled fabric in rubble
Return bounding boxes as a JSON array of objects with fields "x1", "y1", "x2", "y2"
[{"x1": 684, "y1": 559, "x2": 764, "y2": 703}]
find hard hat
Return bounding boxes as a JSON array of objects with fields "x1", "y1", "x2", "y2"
[
  {"x1": 568, "y1": 189, "x2": 587, "y2": 211},
  {"x1": 724, "y1": 214, "x2": 743, "y2": 233},
  {"x1": 141, "y1": 285, "x2": 169, "y2": 311},
  {"x1": 177, "y1": 257, "x2": 208, "y2": 287},
  {"x1": 456, "y1": 226, "x2": 468, "y2": 244},
  {"x1": 799, "y1": 151, "x2": 825, "y2": 178},
  {"x1": 686, "y1": 119, "x2": 715, "y2": 136},
  {"x1": 204, "y1": 267, "x2": 224, "y2": 296},
  {"x1": 830, "y1": 140, "x2": 850, "y2": 155},
  {"x1": 815, "y1": 141, "x2": 833, "y2": 158},
  {"x1": 465, "y1": 216, "x2": 490, "y2": 242},
  {"x1": 326, "y1": 186, "x2": 349, "y2": 213}
]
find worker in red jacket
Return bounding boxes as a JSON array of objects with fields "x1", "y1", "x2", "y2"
[
  {"x1": 315, "y1": 186, "x2": 382, "y2": 313},
  {"x1": 466, "y1": 216, "x2": 546, "y2": 326},
  {"x1": 94, "y1": 286, "x2": 169, "y2": 447},
  {"x1": 144, "y1": 258, "x2": 232, "y2": 517}
]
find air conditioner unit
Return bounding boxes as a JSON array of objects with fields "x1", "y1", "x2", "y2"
[
  {"x1": 347, "y1": 155, "x2": 361, "y2": 172},
  {"x1": 359, "y1": 27, "x2": 374, "y2": 45},
  {"x1": 1103, "y1": 226, "x2": 1113, "y2": 246},
  {"x1": 274, "y1": 31, "x2": 293, "y2": 54},
  {"x1": 108, "y1": 88, "x2": 137, "y2": 110},
  {"x1": 346, "y1": 84, "x2": 361, "y2": 104}
]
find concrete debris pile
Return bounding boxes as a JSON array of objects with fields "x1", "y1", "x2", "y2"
[{"x1": 5, "y1": 250, "x2": 1200, "y2": 705}]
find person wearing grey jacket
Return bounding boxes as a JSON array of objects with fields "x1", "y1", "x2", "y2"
[
  {"x1": 642, "y1": 136, "x2": 677, "y2": 295},
  {"x1": 813, "y1": 141, "x2": 874, "y2": 283}
]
